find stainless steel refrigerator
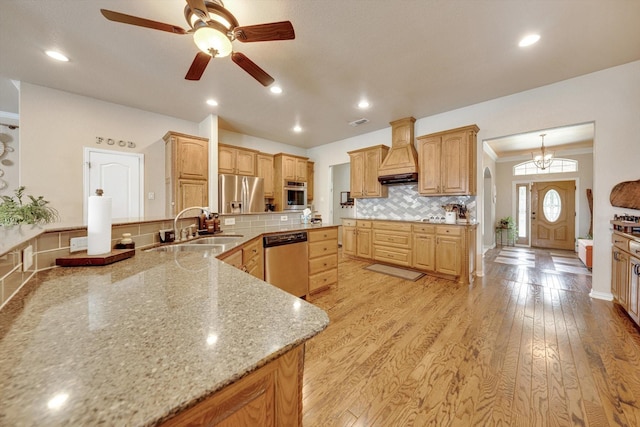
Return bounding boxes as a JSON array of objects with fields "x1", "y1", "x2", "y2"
[{"x1": 218, "y1": 174, "x2": 265, "y2": 214}]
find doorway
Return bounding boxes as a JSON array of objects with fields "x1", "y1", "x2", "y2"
[
  {"x1": 531, "y1": 180, "x2": 575, "y2": 250},
  {"x1": 83, "y1": 148, "x2": 144, "y2": 221},
  {"x1": 483, "y1": 167, "x2": 494, "y2": 251}
]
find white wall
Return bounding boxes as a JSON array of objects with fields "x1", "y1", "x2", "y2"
[
  {"x1": 309, "y1": 60, "x2": 640, "y2": 299},
  {"x1": 19, "y1": 83, "x2": 199, "y2": 222}
]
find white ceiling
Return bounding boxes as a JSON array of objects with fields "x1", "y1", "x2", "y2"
[{"x1": 0, "y1": 1, "x2": 639, "y2": 148}]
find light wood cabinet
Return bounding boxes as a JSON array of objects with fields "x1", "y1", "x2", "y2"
[
  {"x1": 219, "y1": 143, "x2": 258, "y2": 176},
  {"x1": 217, "y1": 247, "x2": 243, "y2": 269},
  {"x1": 342, "y1": 219, "x2": 357, "y2": 256},
  {"x1": 373, "y1": 221, "x2": 412, "y2": 267},
  {"x1": 435, "y1": 226, "x2": 462, "y2": 276},
  {"x1": 308, "y1": 227, "x2": 338, "y2": 294},
  {"x1": 242, "y1": 237, "x2": 264, "y2": 280},
  {"x1": 609, "y1": 224, "x2": 640, "y2": 327},
  {"x1": 257, "y1": 153, "x2": 275, "y2": 198},
  {"x1": 356, "y1": 220, "x2": 373, "y2": 259},
  {"x1": 162, "y1": 345, "x2": 304, "y2": 427},
  {"x1": 345, "y1": 219, "x2": 476, "y2": 284},
  {"x1": 348, "y1": 145, "x2": 389, "y2": 198},
  {"x1": 164, "y1": 131, "x2": 209, "y2": 216},
  {"x1": 417, "y1": 125, "x2": 478, "y2": 196},
  {"x1": 273, "y1": 153, "x2": 310, "y2": 211},
  {"x1": 412, "y1": 224, "x2": 436, "y2": 271},
  {"x1": 276, "y1": 154, "x2": 308, "y2": 182},
  {"x1": 217, "y1": 238, "x2": 264, "y2": 280},
  {"x1": 307, "y1": 161, "x2": 315, "y2": 201}
]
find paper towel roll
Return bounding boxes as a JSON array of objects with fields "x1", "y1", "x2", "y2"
[{"x1": 87, "y1": 191, "x2": 112, "y2": 255}]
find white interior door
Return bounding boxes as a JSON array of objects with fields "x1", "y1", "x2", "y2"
[{"x1": 84, "y1": 148, "x2": 144, "y2": 221}]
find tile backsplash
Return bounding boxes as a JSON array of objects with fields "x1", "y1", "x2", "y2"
[{"x1": 356, "y1": 184, "x2": 476, "y2": 221}]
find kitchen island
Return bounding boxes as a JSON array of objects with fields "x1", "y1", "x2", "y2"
[{"x1": 0, "y1": 227, "x2": 330, "y2": 426}]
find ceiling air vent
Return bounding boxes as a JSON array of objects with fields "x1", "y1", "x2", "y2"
[{"x1": 348, "y1": 118, "x2": 369, "y2": 127}]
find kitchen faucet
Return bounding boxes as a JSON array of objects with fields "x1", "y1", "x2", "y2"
[{"x1": 174, "y1": 206, "x2": 209, "y2": 242}]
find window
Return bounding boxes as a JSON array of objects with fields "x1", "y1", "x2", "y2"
[
  {"x1": 513, "y1": 159, "x2": 577, "y2": 176},
  {"x1": 543, "y1": 189, "x2": 561, "y2": 222}
]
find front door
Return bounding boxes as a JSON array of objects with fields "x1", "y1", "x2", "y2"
[
  {"x1": 531, "y1": 180, "x2": 575, "y2": 250},
  {"x1": 84, "y1": 148, "x2": 144, "y2": 221}
]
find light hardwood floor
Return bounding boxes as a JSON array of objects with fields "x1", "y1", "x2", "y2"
[{"x1": 302, "y1": 246, "x2": 640, "y2": 426}]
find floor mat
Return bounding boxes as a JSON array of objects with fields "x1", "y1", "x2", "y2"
[{"x1": 364, "y1": 264, "x2": 425, "y2": 281}]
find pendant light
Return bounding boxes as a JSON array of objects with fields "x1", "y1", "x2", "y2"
[{"x1": 532, "y1": 133, "x2": 554, "y2": 170}]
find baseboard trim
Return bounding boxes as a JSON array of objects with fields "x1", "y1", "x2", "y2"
[{"x1": 589, "y1": 290, "x2": 614, "y2": 301}]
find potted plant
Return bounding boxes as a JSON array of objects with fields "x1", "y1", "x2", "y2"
[
  {"x1": 0, "y1": 186, "x2": 59, "y2": 225},
  {"x1": 496, "y1": 216, "x2": 518, "y2": 243}
]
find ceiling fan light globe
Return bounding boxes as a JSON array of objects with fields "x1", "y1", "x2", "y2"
[{"x1": 194, "y1": 27, "x2": 232, "y2": 57}]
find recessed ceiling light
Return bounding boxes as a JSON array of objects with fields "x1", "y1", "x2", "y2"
[
  {"x1": 270, "y1": 85, "x2": 283, "y2": 94},
  {"x1": 519, "y1": 34, "x2": 540, "y2": 47},
  {"x1": 45, "y1": 50, "x2": 69, "y2": 62},
  {"x1": 206, "y1": 99, "x2": 218, "y2": 106},
  {"x1": 358, "y1": 100, "x2": 370, "y2": 109},
  {"x1": 293, "y1": 125, "x2": 302, "y2": 133}
]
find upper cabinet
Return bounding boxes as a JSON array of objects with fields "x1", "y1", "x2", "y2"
[
  {"x1": 276, "y1": 154, "x2": 308, "y2": 182},
  {"x1": 417, "y1": 125, "x2": 479, "y2": 196},
  {"x1": 164, "y1": 131, "x2": 209, "y2": 216},
  {"x1": 273, "y1": 153, "x2": 309, "y2": 182},
  {"x1": 219, "y1": 143, "x2": 258, "y2": 176},
  {"x1": 307, "y1": 161, "x2": 315, "y2": 201},
  {"x1": 348, "y1": 145, "x2": 389, "y2": 198},
  {"x1": 256, "y1": 153, "x2": 275, "y2": 198}
]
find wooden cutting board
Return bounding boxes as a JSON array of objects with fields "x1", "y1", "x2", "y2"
[
  {"x1": 56, "y1": 249, "x2": 135, "y2": 267},
  {"x1": 610, "y1": 179, "x2": 640, "y2": 210}
]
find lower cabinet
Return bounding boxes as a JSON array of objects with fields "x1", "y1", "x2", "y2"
[
  {"x1": 343, "y1": 219, "x2": 476, "y2": 284},
  {"x1": 217, "y1": 237, "x2": 264, "y2": 280},
  {"x1": 435, "y1": 226, "x2": 462, "y2": 276},
  {"x1": 308, "y1": 227, "x2": 339, "y2": 294},
  {"x1": 610, "y1": 230, "x2": 640, "y2": 327},
  {"x1": 161, "y1": 345, "x2": 304, "y2": 427},
  {"x1": 242, "y1": 237, "x2": 264, "y2": 280},
  {"x1": 412, "y1": 224, "x2": 436, "y2": 271},
  {"x1": 373, "y1": 221, "x2": 412, "y2": 267}
]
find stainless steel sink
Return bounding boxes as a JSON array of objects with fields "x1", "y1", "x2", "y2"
[
  {"x1": 146, "y1": 244, "x2": 226, "y2": 254},
  {"x1": 190, "y1": 235, "x2": 244, "y2": 244},
  {"x1": 145, "y1": 235, "x2": 244, "y2": 254}
]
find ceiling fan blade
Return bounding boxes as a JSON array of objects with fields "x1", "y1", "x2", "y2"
[
  {"x1": 100, "y1": 9, "x2": 187, "y2": 34},
  {"x1": 234, "y1": 21, "x2": 295, "y2": 42},
  {"x1": 231, "y1": 52, "x2": 275, "y2": 86},
  {"x1": 186, "y1": 0, "x2": 210, "y2": 21},
  {"x1": 185, "y1": 52, "x2": 212, "y2": 80}
]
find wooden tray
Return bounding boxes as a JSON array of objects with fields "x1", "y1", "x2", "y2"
[
  {"x1": 56, "y1": 249, "x2": 135, "y2": 267},
  {"x1": 610, "y1": 179, "x2": 640, "y2": 210}
]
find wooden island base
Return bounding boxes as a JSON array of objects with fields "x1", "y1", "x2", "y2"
[{"x1": 162, "y1": 345, "x2": 304, "y2": 426}]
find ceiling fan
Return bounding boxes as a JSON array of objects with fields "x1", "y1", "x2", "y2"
[{"x1": 100, "y1": 0, "x2": 295, "y2": 86}]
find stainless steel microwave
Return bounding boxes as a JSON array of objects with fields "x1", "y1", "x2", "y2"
[{"x1": 283, "y1": 181, "x2": 307, "y2": 210}]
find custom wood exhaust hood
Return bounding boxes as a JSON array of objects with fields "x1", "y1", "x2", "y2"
[{"x1": 378, "y1": 117, "x2": 419, "y2": 184}]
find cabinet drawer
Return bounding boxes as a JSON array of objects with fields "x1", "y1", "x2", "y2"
[
  {"x1": 413, "y1": 224, "x2": 436, "y2": 234},
  {"x1": 374, "y1": 247, "x2": 412, "y2": 267},
  {"x1": 373, "y1": 230, "x2": 411, "y2": 248},
  {"x1": 356, "y1": 220, "x2": 373, "y2": 228},
  {"x1": 309, "y1": 254, "x2": 338, "y2": 275},
  {"x1": 308, "y1": 240, "x2": 338, "y2": 258},
  {"x1": 309, "y1": 268, "x2": 338, "y2": 293},
  {"x1": 308, "y1": 228, "x2": 338, "y2": 242},
  {"x1": 373, "y1": 221, "x2": 412, "y2": 232},
  {"x1": 436, "y1": 226, "x2": 462, "y2": 236},
  {"x1": 612, "y1": 234, "x2": 630, "y2": 251},
  {"x1": 342, "y1": 219, "x2": 356, "y2": 227},
  {"x1": 242, "y1": 238, "x2": 262, "y2": 263}
]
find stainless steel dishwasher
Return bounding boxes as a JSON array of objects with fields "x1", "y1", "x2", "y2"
[{"x1": 263, "y1": 231, "x2": 309, "y2": 297}]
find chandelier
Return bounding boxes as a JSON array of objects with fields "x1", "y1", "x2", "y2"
[{"x1": 532, "y1": 133, "x2": 554, "y2": 170}]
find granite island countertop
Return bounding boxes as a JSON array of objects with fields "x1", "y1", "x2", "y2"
[{"x1": 0, "y1": 234, "x2": 330, "y2": 426}]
